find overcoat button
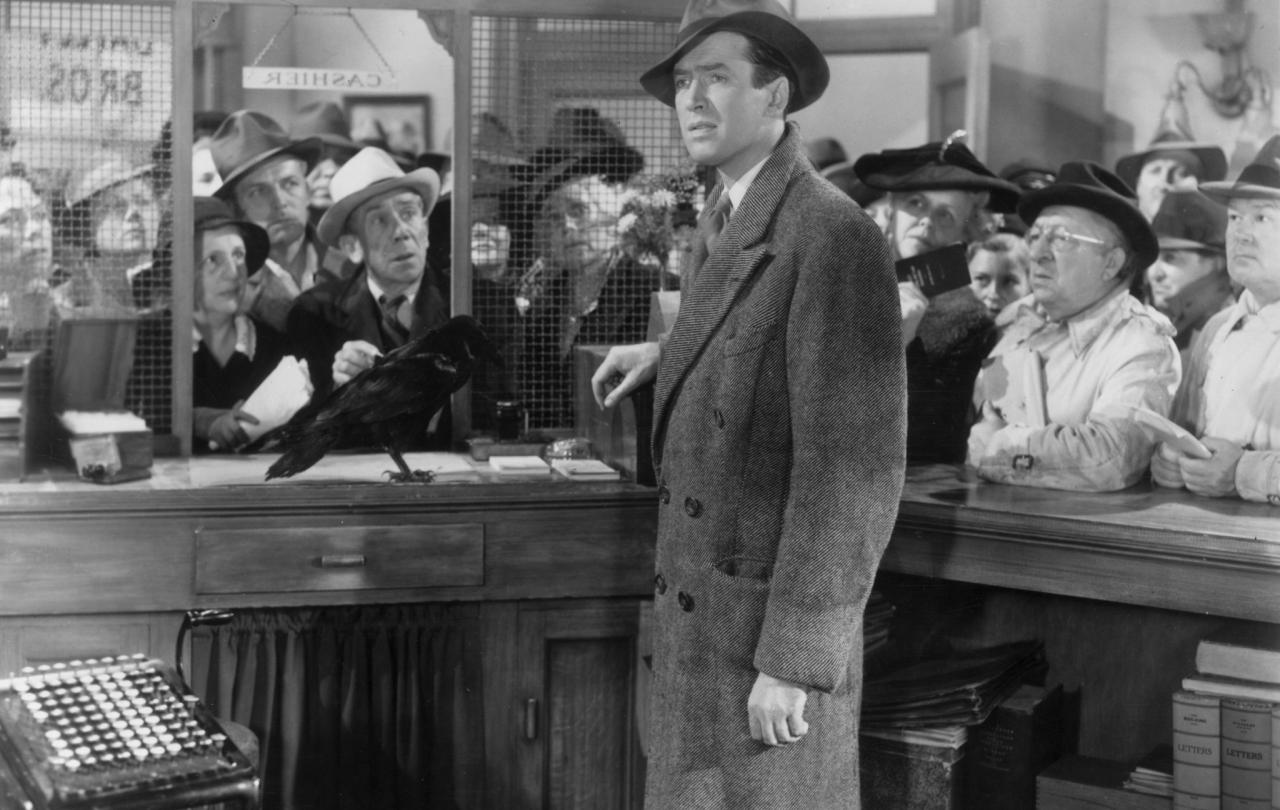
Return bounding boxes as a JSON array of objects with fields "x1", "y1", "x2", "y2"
[
  {"x1": 654, "y1": 573, "x2": 667, "y2": 594},
  {"x1": 713, "y1": 409, "x2": 725, "y2": 428},
  {"x1": 657, "y1": 485, "x2": 671, "y2": 504},
  {"x1": 684, "y1": 497, "x2": 702, "y2": 517},
  {"x1": 677, "y1": 591, "x2": 694, "y2": 612}
]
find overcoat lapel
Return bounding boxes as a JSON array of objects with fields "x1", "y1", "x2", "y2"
[{"x1": 652, "y1": 126, "x2": 804, "y2": 459}]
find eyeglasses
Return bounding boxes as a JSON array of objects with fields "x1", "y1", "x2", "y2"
[{"x1": 1024, "y1": 226, "x2": 1110, "y2": 253}]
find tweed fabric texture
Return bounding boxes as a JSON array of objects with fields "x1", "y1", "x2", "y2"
[{"x1": 646, "y1": 124, "x2": 907, "y2": 809}]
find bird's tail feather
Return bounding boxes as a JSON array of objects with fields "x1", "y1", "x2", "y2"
[{"x1": 264, "y1": 424, "x2": 343, "y2": 480}]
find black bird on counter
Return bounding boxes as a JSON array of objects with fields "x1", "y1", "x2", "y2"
[{"x1": 262, "y1": 315, "x2": 501, "y2": 482}]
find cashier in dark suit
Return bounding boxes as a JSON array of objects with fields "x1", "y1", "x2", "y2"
[
  {"x1": 591, "y1": 1, "x2": 905, "y2": 807},
  {"x1": 286, "y1": 147, "x2": 449, "y2": 412}
]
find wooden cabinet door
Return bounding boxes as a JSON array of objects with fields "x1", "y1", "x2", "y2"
[{"x1": 510, "y1": 599, "x2": 647, "y2": 810}]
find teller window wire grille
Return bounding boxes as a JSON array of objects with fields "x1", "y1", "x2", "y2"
[
  {"x1": 469, "y1": 14, "x2": 692, "y2": 433},
  {"x1": 0, "y1": 1, "x2": 174, "y2": 440}
]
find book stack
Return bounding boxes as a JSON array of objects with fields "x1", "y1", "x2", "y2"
[
  {"x1": 1038, "y1": 755, "x2": 1172, "y2": 810},
  {"x1": 858, "y1": 641, "x2": 1048, "y2": 810},
  {"x1": 861, "y1": 639, "x2": 1047, "y2": 730},
  {"x1": 1174, "y1": 623, "x2": 1280, "y2": 810},
  {"x1": 964, "y1": 683, "x2": 1065, "y2": 810},
  {"x1": 1124, "y1": 744, "x2": 1174, "y2": 799}
]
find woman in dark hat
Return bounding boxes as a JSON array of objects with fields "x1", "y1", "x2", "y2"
[
  {"x1": 1146, "y1": 189, "x2": 1234, "y2": 356},
  {"x1": 512, "y1": 111, "x2": 656, "y2": 428},
  {"x1": 189, "y1": 196, "x2": 298, "y2": 452},
  {"x1": 854, "y1": 133, "x2": 1021, "y2": 462}
]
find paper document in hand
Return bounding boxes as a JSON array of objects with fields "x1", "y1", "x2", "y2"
[
  {"x1": 1127, "y1": 406, "x2": 1211, "y2": 459},
  {"x1": 237, "y1": 356, "x2": 313, "y2": 442}
]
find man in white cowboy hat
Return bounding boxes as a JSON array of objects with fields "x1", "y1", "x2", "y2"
[
  {"x1": 590, "y1": 1, "x2": 904, "y2": 806},
  {"x1": 1152, "y1": 135, "x2": 1280, "y2": 503},
  {"x1": 968, "y1": 162, "x2": 1180, "y2": 492},
  {"x1": 286, "y1": 147, "x2": 448, "y2": 412},
  {"x1": 210, "y1": 109, "x2": 346, "y2": 332}
]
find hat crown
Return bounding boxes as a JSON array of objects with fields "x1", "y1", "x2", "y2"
[
  {"x1": 680, "y1": 0, "x2": 793, "y2": 31},
  {"x1": 193, "y1": 195, "x2": 237, "y2": 230},
  {"x1": 1151, "y1": 190, "x2": 1227, "y2": 249},
  {"x1": 290, "y1": 101, "x2": 352, "y2": 141},
  {"x1": 329, "y1": 147, "x2": 414, "y2": 208},
  {"x1": 68, "y1": 157, "x2": 153, "y2": 206},
  {"x1": 209, "y1": 110, "x2": 293, "y2": 179},
  {"x1": 1054, "y1": 161, "x2": 1137, "y2": 200}
]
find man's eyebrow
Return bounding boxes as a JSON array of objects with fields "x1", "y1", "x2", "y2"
[{"x1": 674, "y1": 61, "x2": 729, "y2": 75}]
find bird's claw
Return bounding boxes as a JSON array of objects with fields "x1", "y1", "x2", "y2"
[{"x1": 383, "y1": 469, "x2": 436, "y2": 484}]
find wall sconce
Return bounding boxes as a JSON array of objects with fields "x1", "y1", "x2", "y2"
[{"x1": 1175, "y1": 0, "x2": 1267, "y2": 119}]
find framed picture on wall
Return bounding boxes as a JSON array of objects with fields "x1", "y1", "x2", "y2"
[{"x1": 344, "y1": 94, "x2": 432, "y2": 159}]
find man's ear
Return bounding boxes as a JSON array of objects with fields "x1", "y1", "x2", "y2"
[
  {"x1": 1100, "y1": 246, "x2": 1126, "y2": 281},
  {"x1": 765, "y1": 76, "x2": 790, "y2": 118},
  {"x1": 338, "y1": 232, "x2": 364, "y2": 265}
]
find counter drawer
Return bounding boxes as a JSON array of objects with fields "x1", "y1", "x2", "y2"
[{"x1": 195, "y1": 524, "x2": 484, "y2": 594}]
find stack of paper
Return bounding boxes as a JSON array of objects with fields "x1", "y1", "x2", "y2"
[
  {"x1": 489, "y1": 455, "x2": 549, "y2": 476},
  {"x1": 550, "y1": 459, "x2": 620, "y2": 481}
]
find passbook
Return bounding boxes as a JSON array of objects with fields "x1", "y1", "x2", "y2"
[{"x1": 895, "y1": 243, "x2": 972, "y2": 299}]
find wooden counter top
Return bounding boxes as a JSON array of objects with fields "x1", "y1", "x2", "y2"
[
  {"x1": 885, "y1": 465, "x2": 1280, "y2": 623},
  {"x1": 0, "y1": 458, "x2": 1275, "y2": 623}
]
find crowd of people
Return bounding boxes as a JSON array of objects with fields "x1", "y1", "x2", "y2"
[
  {"x1": 0, "y1": 30, "x2": 1272, "y2": 503},
  {"x1": 808, "y1": 110, "x2": 1280, "y2": 505}
]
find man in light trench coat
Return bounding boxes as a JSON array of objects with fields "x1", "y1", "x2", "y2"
[{"x1": 591, "y1": 1, "x2": 907, "y2": 807}]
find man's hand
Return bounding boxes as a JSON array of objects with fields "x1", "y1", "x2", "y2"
[
  {"x1": 590, "y1": 342, "x2": 660, "y2": 409},
  {"x1": 966, "y1": 401, "x2": 1006, "y2": 463},
  {"x1": 333, "y1": 340, "x2": 382, "y2": 387},
  {"x1": 747, "y1": 672, "x2": 809, "y2": 747},
  {"x1": 1150, "y1": 442, "x2": 1187, "y2": 489},
  {"x1": 1179, "y1": 436, "x2": 1244, "y2": 498},
  {"x1": 208, "y1": 402, "x2": 259, "y2": 452}
]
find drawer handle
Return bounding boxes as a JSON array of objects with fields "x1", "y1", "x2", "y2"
[
  {"x1": 524, "y1": 698, "x2": 538, "y2": 741},
  {"x1": 318, "y1": 554, "x2": 367, "y2": 568}
]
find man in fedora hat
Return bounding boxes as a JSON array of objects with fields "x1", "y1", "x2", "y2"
[
  {"x1": 1146, "y1": 189, "x2": 1234, "y2": 356},
  {"x1": 968, "y1": 161, "x2": 1180, "y2": 491},
  {"x1": 286, "y1": 147, "x2": 448, "y2": 418},
  {"x1": 1152, "y1": 135, "x2": 1280, "y2": 503},
  {"x1": 210, "y1": 109, "x2": 345, "y2": 333},
  {"x1": 289, "y1": 101, "x2": 365, "y2": 228},
  {"x1": 590, "y1": 1, "x2": 904, "y2": 806}
]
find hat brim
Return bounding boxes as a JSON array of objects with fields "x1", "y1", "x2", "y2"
[
  {"x1": 1200, "y1": 181, "x2": 1280, "y2": 203},
  {"x1": 855, "y1": 160, "x2": 1021, "y2": 213},
  {"x1": 1156, "y1": 235, "x2": 1221, "y2": 251},
  {"x1": 1019, "y1": 186, "x2": 1158, "y2": 270},
  {"x1": 69, "y1": 163, "x2": 156, "y2": 207},
  {"x1": 316, "y1": 170, "x2": 441, "y2": 247},
  {"x1": 197, "y1": 215, "x2": 271, "y2": 276},
  {"x1": 639, "y1": 12, "x2": 828, "y2": 112},
  {"x1": 1114, "y1": 142, "x2": 1228, "y2": 189},
  {"x1": 214, "y1": 136, "x2": 324, "y2": 200}
]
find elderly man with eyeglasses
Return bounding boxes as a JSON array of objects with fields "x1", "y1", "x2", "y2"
[{"x1": 967, "y1": 162, "x2": 1181, "y2": 491}]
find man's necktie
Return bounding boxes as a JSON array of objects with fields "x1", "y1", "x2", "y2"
[
  {"x1": 699, "y1": 193, "x2": 732, "y2": 255},
  {"x1": 379, "y1": 294, "x2": 410, "y2": 346}
]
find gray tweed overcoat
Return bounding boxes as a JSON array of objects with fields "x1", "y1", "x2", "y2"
[{"x1": 644, "y1": 124, "x2": 906, "y2": 810}]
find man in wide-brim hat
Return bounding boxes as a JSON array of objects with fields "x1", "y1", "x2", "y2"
[
  {"x1": 1152, "y1": 135, "x2": 1280, "y2": 503},
  {"x1": 286, "y1": 147, "x2": 449, "y2": 424},
  {"x1": 968, "y1": 161, "x2": 1181, "y2": 493},
  {"x1": 209, "y1": 109, "x2": 344, "y2": 332},
  {"x1": 1145, "y1": 189, "x2": 1233, "y2": 354},
  {"x1": 590, "y1": 2, "x2": 904, "y2": 808}
]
